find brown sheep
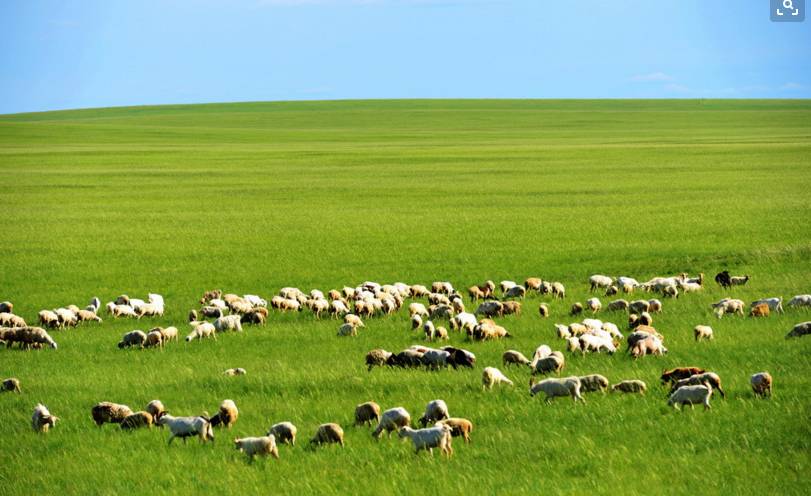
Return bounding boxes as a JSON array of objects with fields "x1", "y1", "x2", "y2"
[
  {"x1": 92, "y1": 402, "x2": 134, "y2": 426},
  {"x1": 310, "y1": 423, "x2": 344, "y2": 447},
  {"x1": 210, "y1": 399, "x2": 239, "y2": 428},
  {"x1": 749, "y1": 303, "x2": 770, "y2": 318},
  {"x1": 120, "y1": 411, "x2": 154, "y2": 430},
  {"x1": 438, "y1": 418, "x2": 473, "y2": 443},
  {"x1": 501, "y1": 301, "x2": 522, "y2": 316},
  {"x1": 365, "y1": 349, "x2": 392, "y2": 371},
  {"x1": 200, "y1": 289, "x2": 223, "y2": 303},
  {"x1": 660, "y1": 367, "x2": 706, "y2": 385},
  {"x1": 751, "y1": 372, "x2": 773, "y2": 398},
  {"x1": 354, "y1": 402, "x2": 381, "y2": 427},
  {"x1": 146, "y1": 400, "x2": 166, "y2": 422},
  {"x1": 538, "y1": 303, "x2": 549, "y2": 318}
]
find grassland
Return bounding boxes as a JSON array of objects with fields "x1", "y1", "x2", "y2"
[{"x1": 0, "y1": 99, "x2": 809, "y2": 495}]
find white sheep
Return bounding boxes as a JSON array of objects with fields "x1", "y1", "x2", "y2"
[
  {"x1": 482, "y1": 367, "x2": 514, "y2": 389},
  {"x1": 579, "y1": 334, "x2": 616, "y2": 354},
  {"x1": 502, "y1": 350, "x2": 531, "y2": 367},
  {"x1": 694, "y1": 325, "x2": 714, "y2": 341},
  {"x1": 409, "y1": 303, "x2": 430, "y2": 318},
  {"x1": 787, "y1": 295, "x2": 811, "y2": 308},
  {"x1": 372, "y1": 407, "x2": 412, "y2": 439},
  {"x1": 530, "y1": 376, "x2": 584, "y2": 403},
  {"x1": 586, "y1": 298, "x2": 602, "y2": 314},
  {"x1": 159, "y1": 414, "x2": 215, "y2": 444},
  {"x1": 589, "y1": 275, "x2": 613, "y2": 291},
  {"x1": 214, "y1": 315, "x2": 243, "y2": 333},
  {"x1": 418, "y1": 399, "x2": 450, "y2": 426},
  {"x1": 750, "y1": 297, "x2": 784, "y2": 314},
  {"x1": 234, "y1": 435, "x2": 279, "y2": 461},
  {"x1": 398, "y1": 424, "x2": 453, "y2": 457},
  {"x1": 268, "y1": 421, "x2": 298, "y2": 445},
  {"x1": 224, "y1": 368, "x2": 247, "y2": 376},
  {"x1": 186, "y1": 321, "x2": 217, "y2": 341},
  {"x1": 750, "y1": 372, "x2": 773, "y2": 398},
  {"x1": 32, "y1": 404, "x2": 59, "y2": 433},
  {"x1": 421, "y1": 349, "x2": 451, "y2": 370},
  {"x1": 668, "y1": 383, "x2": 713, "y2": 410}
]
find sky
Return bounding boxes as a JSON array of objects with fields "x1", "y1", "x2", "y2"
[{"x1": 0, "y1": 0, "x2": 809, "y2": 114}]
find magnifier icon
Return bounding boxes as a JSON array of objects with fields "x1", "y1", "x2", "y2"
[{"x1": 783, "y1": 0, "x2": 794, "y2": 9}]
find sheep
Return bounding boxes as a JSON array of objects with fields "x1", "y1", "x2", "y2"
[
  {"x1": 710, "y1": 298, "x2": 745, "y2": 316},
  {"x1": 241, "y1": 309, "x2": 267, "y2": 325},
  {"x1": 475, "y1": 301, "x2": 503, "y2": 318},
  {"x1": 442, "y1": 346, "x2": 476, "y2": 369},
  {"x1": 582, "y1": 318, "x2": 603, "y2": 331},
  {"x1": 751, "y1": 372, "x2": 773, "y2": 398},
  {"x1": 432, "y1": 281, "x2": 455, "y2": 295},
  {"x1": 530, "y1": 376, "x2": 584, "y2": 403},
  {"x1": 607, "y1": 299, "x2": 629, "y2": 312},
  {"x1": 418, "y1": 399, "x2": 449, "y2": 427},
  {"x1": 648, "y1": 299, "x2": 663, "y2": 313},
  {"x1": 551, "y1": 282, "x2": 566, "y2": 299},
  {"x1": 344, "y1": 313, "x2": 365, "y2": 328},
  {"x1": 729, "y1": 275, "x2": 750, "y2": 286},
  {"x1": 750, "y1": 297, "x2": 783, "y2": 313},
  {"x1": 467, "y1": 286, "x2": 486, "y2": 301},
  {"x1": 438, "y1": 418, "x2": 473, "y2": 443},
  {"x1": 76, "y1": 309, "x2": 102, "y2": 324},
  {"x1": 159, "y1": 414, "x2": 214, "y2": 444},
  {"x1": 580, "y1": 334, "x2": 616, "y2": 355},
  {"x1": 629, "y1": 300, "x2": 650, "y2": 314},
  {"x1": 32, "y1": 404, "x2": 59, "y2": 433},
  {"x1": 626, "y1": 327, "x2": 663, "y2": 351},
  {"x1": 185, "y1": 321, "x2": 217, "y2": 342},
  {"x1": 471, "y1": 320, "x2": 510, "y2": 341},
  {"x1": 372, "y1": 407, "x2": 412, "y2": 439},
  {"x1": 268, "y1": 421, "x2": 297, "y2": 446},
  {"x1": 2, "y1": 378, "x2": 21, "y2": 393},
  {"x1": 787, "y1": 295, "x2": 811, "y2": 308},
  {"x1": 538, "y1": 303, "x2": 549, "y2": 318},
  {"x1": 387, "y1": 349, "x2": 424, "y2": 368},
  {"x1": 504, "y1": 285, "x2": 526, "y2": 299},
  {"x1": 423, "y1": 320, "x2": 435, "y2": 339},
  {"x1": 146, "y1": 400, "x2": 166, "y2": 422},
  {"x1": 120, "y1": 411, "x2": 154, "y2": 430},
  {"x1": 158, "y1": 326, "x2": 178, "y2": 343},
  {"x1": 450, "y1": 312, "x2": 477, "y2": 333},
  {"x1": 502, "y1": 350, "x2": 531, "y2": 367},
  {"x1": 428, "y1": 293, "x2": 451, "y2": 306},
  {"x1": 679, "y1": 280, "x2": 703, "y2": 293},
  {"x1": 224, "y1": 368, "x2": 247, "y2": 376},
  {"x1": 602, "y1": 322, "x2": 623, "y2": 340},
  {"x1": 337, "y1": 322, "x2": 358, "y2": 337},
  {"x1": 568, "y1": 323, "x2": 588, "y2": 336},
  {"x1": 605, "y1": 285, "x2": 619, "y2": 296},
  {"x1": 566, "y1": 336, "x2": 581, "y2": 353},
  {"x1": 0, "y1": 301, "x2": 12, "y2": 313},
  {"x1": 310, "y1": 423, "x2": 344, "y2": 448},
  {"x1": 529, "y1": 352, "x2": 565, "y2": 377},
  {"x1": 199, "y1": 306, "x2": 223, "y2": 319},
  {"x1": 525, "y1": 277, "x2": 543, "y2": 293},
  {"x1": 214, "y1": 315, "x2": 243, "y2": 333},
  {"x1": 210, "y1": 399, "x2": 239, "y2": 429},
  {"x1": 671, "y1": 372, "x2": 726, "y2": 398},
  {"x1": 11, "y1": 327, "x2": 58, "y2": 350},
  {"x1": 694, "y1": 325, "x2": 714, "y2": 341},
  {"x1": 399, "y1": 424, "x2": 453, "y2": 457},
  {"x1": 429, "y1": 304, "x2": 454, "y2": 320},
  {"x1": 108, "y1": 303, "x2": 137, "y2": 319},
  {"x1": 117, "y1": 330, "x2": 147, "y2": 349},
  {"x1": 749, "y1": 303, "x2": 770, "y2": 318},
  {"x1": 500, "y1": 280, "x2": 518, "y2": 294},
  {"x1": 144, "y1": 330, "x2": 164, "y2": 348},
  {"x1": 92, "y1": 402, "x2": 134, "y2": 426},
  {"x1": 409, "y1": 303, "x2": 430, "y2": 318},
  {"x1": 365, "y1": 348, "x2": 393, "y2": 371},
  {"x1": 421, "y1": 349, "x2": 451, "y2": 370},
  {"x1": 482, "y1": 367, "x2": 514, "y2": 390},
  {"x1": 355, "y1": 401, "x2": 381, "y2": 426},
  {"x1": 38, "y1": 310, "x2": 60, "y2": 329},
  {"x1": 554, "y1": 324, "x2": 571, "y2": 339},
  {"x1": 611, "y1": 380, "x2": 647, "y2": 394},
  {"x1": 135, "y1": 303, "x2": 163, "y2": 319},
  {"x1": 660, "y1": 367, "x2": 706, "y2": 385},
  {"x1": 501, "y1": 301, "x2": 522, "y2": 316},
  {"x1": 629, "y1": 335, "x2": 667, "y2": 359},
  {"x1": 785, "y1": 321, "x2": 811, "y2": 339},
  {"x1": 200, "y1": 289, "x2": 222, "y2": 303},
  {"x1": 0, "y1": 313, "x2": 25, "y2": 328},
  {"x1": 234, "y1": 435, "x2": 279, "y2": 462},
  {"x1": 578, "y1": 374, "x2": 609, "y2": 393},
  {"x1": 668, "y1": 383, "x2": 713, "y2": 410},
  {"x1": 570, "y1": 303, "x2": 583, "y2": 316},
  {"x1": 533, "y1": 344, "x2": 552, "y2": 361},
  {"x1": 589, "y1": 275, "x2": 613, "y2": 291}
]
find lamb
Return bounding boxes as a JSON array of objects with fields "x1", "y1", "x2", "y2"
[
  {"x1": 749, "y1": 303, "x2": 770, "y2": 318},
  {"x1": 607, "y1": 299, "x2": 629, "y2": 312},
  {"x1": 787, "y1": 295, "x2": 811, "y2": 308},
  {"x1": 570, "y1": 303, "x2": 583, "y2": 316},
  {"x1": 750, "y1": 372, "x2": 773, "y2": 398},
  {"x1": 611, "y1": 380, "x2": 647, "y2": 394},
  {"x1": 670, "y1": 372, "x2": 725, "y2": 398},
  {"x1": 589, "y1": 275, "x2": 614, "y2": 291},
  {"x1": 2, "y1": 378, "x2": 21, "y2": 393},
  {"x1": 668, "y1": 383, "x2": 713, "y2": 410},
  {"x1": 185, "y1": 321, "x2": 217, "y2": 341},
  {"x1": 214, "y1": 315, "x2": 243, "y2": 333},
  {"x1": 120, "y1": 411, "x2": 154, "y2": 430},
  {"x1": 399, "y1": 424, "x2": 453, "y2": 457},
  {"x1": 224, "y1": 368, "x2": 247, "y2": 376},
  {"x1": 337, "y1": 322, "x2": 358, "y2": 337},
  {"x1": 365, "y1": 349, "x2": 393, "y2": 371},
  {"x1": 32, "y1": 404, "x2": 59, "y2": 433},
  {"x1": 235, "y1": 435, "x2": 279, "y2": 462},
  {"x1": 310, "y1": 423, "x2": 344, "y2": 447},
  {"x1": 159, "y1": 414, "x2": 215, "y2": 444},
  {"x1": 92, "y1": 402, "x2": 134, "y2": 426},
  {"x1": 502, "y1": 350, "x2": 531, "y2": 367},
  {"x1": 210, "y1": 399, "x2": 239, "y2": 428},
  {"x1": 538, "y1": 303, "x2": 549, "y2": 318},
  {"x1": 353, "y1": 401, "x2": 381, "y2": 426},
  {"x1": 372, "y1": 407, "x2": 411, "y2": 439},
  {"x1": 660, "y1": 367, "x2": 706, "y2": 385},
  {"x1": 268, "y1": 421, "x2": 297, "y2": 446},
  {"x1": 729, "y1": 275, "x2": 750, "y2": 286},
  {"x1": 118, "y1": 330, "x2": 147, "y2": 349},
  {"x1": 146, "y1": 400, "x2": 166, "y2": 422},
  {"x1": 418, "y1": 399, "x2": 450, "y2": 427},
  {"x1": 144, "y1": 330, "x2": 164, "y2": 348},
  {"x1": 578, "y1": 374, "x2": 609, "y2": 393},
  {"x1": 482, "y1": 367, "x2": 514, "y2": 389},
  {"x1": 785, "y1": 321, "x2": 811, "y2": 339},
  {"x1": 437, "y1": 418, "x2": 473, "y2": 443},
  {"x1": 530, "y1": 376, "x2": 584, "y2": 403},
  {"x1": 504, "y1": 285, "x2": 526, "y2": 299},
  {"x1": 648, "y1": 299, "x2": 663, "y2": 313},
  {"x1": 529, "y1": 352, "x2": 565, "y2": 377},
  {"x1": 694, "y1": 325, "x2": 714, "y2": 341}
]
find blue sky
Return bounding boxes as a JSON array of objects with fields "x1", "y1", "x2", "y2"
[{"x1": 1, "y1": 0, "x2": 809, "y2": 113}]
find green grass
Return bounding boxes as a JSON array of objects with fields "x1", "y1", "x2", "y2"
[{"x1": 0, "y1": 99, "x2": 810, "y2": 495}]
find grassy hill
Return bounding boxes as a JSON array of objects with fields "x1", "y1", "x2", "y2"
[{"x1": 0, "y1": 100, "x2": 809, "y2": 495}]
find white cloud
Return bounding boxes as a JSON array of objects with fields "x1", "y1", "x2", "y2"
[
  {"x1": 780, "y1": 82, "x2": 806, "y2": 90},
  {"x1": 630, "y1": 72, "x2": 673, "y2": 82},
  {"x1": 663, "y1": 83, "x2": 689, "y2": 93}
]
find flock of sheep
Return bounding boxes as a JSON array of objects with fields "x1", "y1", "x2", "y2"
[{"x1": 3, "y1": 270, "x2": 810, "y2": 462}]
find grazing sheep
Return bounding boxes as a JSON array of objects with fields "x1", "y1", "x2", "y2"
[
  {"x1": 421, "y1": 349, "x2": 451, "y2": 370},
  {"x1": 551, "y1": 282, "x2": 566, "y2": 299},
  {"x1": 32, "y1": 404, "x2": 58, "y2": 433},
  {"x1": 785, "y1": 321, "x2": 811, "y2": 339},
  {"x1": 144, "y1": 330, "x2": 164, "y2": 348},
  {"x1": 199, "y1": 306, "x2": 223, "y2": 319},
  {"x1": 751, "y1": 297, "x2": 784, "y2": 314},
  {"x1": 0, "y1": 313, "x2": 25, "y2": 328},
  {"x1": 629, "y1": 300, "x2": 650, "y2": 314},
  {"x1": 355, "y1": 401, "x2": 382, "y2": 426},
  {"x1": 668, "y1": 384, "x2": 713, "y2": 410},
  {"x1": 2, "y1": 378, "x2": 21, "y2": 393},
  {"x1": 423, "y1": 320, "x2": 435, "y2": 339},
  {"x1": 629, "y1": 335, "x2": 667, "y2": 359},
  {"x1": 442, "y1": 346, "x2": 476, "y2": 369},
  {"x1": 92, "y1": 402, "x2": 134, "y2": 426},
  {"x1": 241, "y1": 309, "x2": 267, "y2": 325},
  {"x1": 578, "y1": 374, "x2": 609, "y2": 393},
  {"x1": 159, "y1": 414, "x2": 214, "y2": 444},
  {"x1": 467, "y1": 286, "x2": 486, "y2": 301},
  {"x1": 607, "y1": 299, "x2": 629, "y2": 312},
  {"x1": 648, "y1": 299, "x2": 663, "y2": 313},
  {"x1": 224, "y1": 368, "x2": 247, "y2": 376},
  {"x1": 438, "y1": 418, "x2": 473, "y2": 443},
  {"x1": 185, "y1": 322, "x2": 217, "y2": 342},
  {"x1": 474, "y1": 301, "x2": 503, "y2": 318},
  {"x1": 530, "y1": 376, "x2": 584, "y2": 403},
  {"x1": 344, "y1": 313, "x2": 365, "y2": 328},
  {"x1": 409, "y1": 303, "x2": 430, "y2": 318},
  {"x1": 538, "y1": 303, "x2": 549, "y2": 318},
  {"x1": 671, "y1": 372, "x2": 726, "y2": 398},
  {"x1": 268, "y1": 421, "x2": 297, "y2": 446},
  {"x1": 580, "y1": 334, "x2": 617, "y2": 355},
  {"x1": 711, "y1": 298, "x2": 745, "y2": 317},
  {"x1": 694, "y1": 325, "x2": 714, "y2": 341},
  {"x1": 529, "y1": 352, "x2": 565, "y2": 377},
  {"x1": 482, "y1": 367, "x2": 514, "y2": 390},
  {"x1": 504, "y1": 285, "x2": 526, "y2": 299},
  {"x1": 38, "y1": 310, "x2": 60, "y2": 329},
  {"x1": 146, "y1": 400, "x2": 166, "y2": 422},
  {"x1": 107, "y1": 303, "x2": 137, "y2": 319},
  {"x1": 589, "y1": 275, "x2": 614, "y2": 291},
  {"x1": 554, "y1": 324, "x2": 571, "y2": 339},
  {"x1": 500, "y1": 280, "x2": 518, "y2": 294},
  {"x1": 235, "y1": 435, "x2": 279, "y2": 462},
  {"x1": 120, "y1": 411, "x2": 154, "y2": 430},
  {"x1": 605, "y1": 285, "x2": 619, "y2": 296},
  {"x1": 310, "y1": 423, "x2": 344, "y2": 447},
  {"x1": 749, "y1": 303, "x2": 770, "y2": 318},
  {"x1": 566, "y1": 336, "x2": 581, "y2": 353},
  {"x1": 450, "y1": 312, "x2": 477, "y2": 333},
  {"x1": 188, "y1": 309, "x2": 198, "y2": 322},
  {"x1": 365, "y1": 349, "x2": 393, "y2": 371},
  {"x1": 501, "y1": 301, "x2": 522, "y2": 316},
  {"x1": 751, "y1": 372, "x2": 773, "y2": 398},
  {"x1": 387, "y1": 349, "x2": 424, "y2": 368},
  {"x1": 372, "y1": 407, "x2": 411, "y2": 439},
  {"x1": 787, "y1": 295, "x2": 811, "y2": 308},
  {"x1": 0, "y1": 301, "x2": 12, "y2": 313},
  {"x1": 533, "y1": 344, "x2": 552, "y2": 361},
  {"x1": 729, "y1": 275, "x2": 750, "y2": 286},
  {"x1": 502, "y1": 350, "x2": 531, "y2": 367},
  {"x1": 118, "y1": 330, "x2": 147, "y2": 349},
  {"x1": 418, "y1": 400, "x2": 450, "y2": 427},
  {"x1": 398, "y1": 424, "x2": 453, "y2": 457},
  {"x1": 570, "y1": 303, "x2": 583, "y2": 316},
  {"x1": 525, "y1": 277, "x2": 543, "y2": 293},
  {"x1": 4, "y1": 326, "x2": 57, "y2": 350},
  {"x1": 210, "y1": 399, "x2": 239, "y2": 429},
  {"x1": 214, "y1": 315, "x2": 243, "y2": 333},
  {"x1": 660, "y1": 367, "x2": 706, "y2": 385},
  {"x1": 662, "y1": 285, "x2": 679, "y2": 298},
  {"x1": 156, "y1": 326, "x2": 178, "y2": 343},
  {"x1": 611, "y1": 380, "x2": 647, "y2": 394},
  {"x1": 200, "y1": 289, "x2": 222, "y2": 303},
  {"x1": 338, "y1": 322, "x2": 358, "y2": 337}
]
